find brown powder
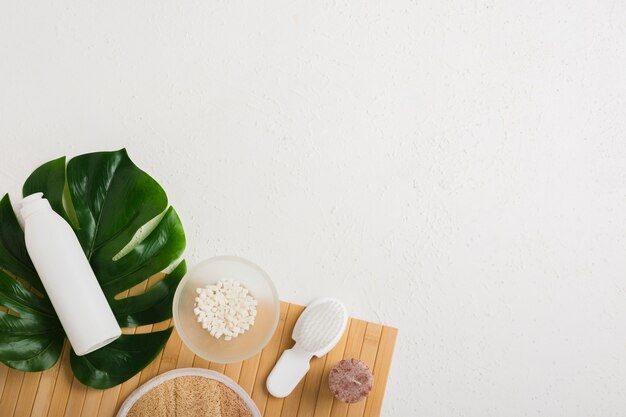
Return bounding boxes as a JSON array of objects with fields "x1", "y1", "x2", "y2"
[
  {"x1": 126, "y1": 376, "x2": 253, "y2": 417},
  {"x1": 217, "y1": 383, "x2": 252, "y2": 417}
]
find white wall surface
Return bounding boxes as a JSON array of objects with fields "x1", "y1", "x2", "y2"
[{"x1": 1, "y1": 1, "x2": 626, "y2": 416}]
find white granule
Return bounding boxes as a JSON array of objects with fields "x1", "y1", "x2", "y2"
[{"x1": 193, "y1": 279, "x2": 257, "y2": 341}]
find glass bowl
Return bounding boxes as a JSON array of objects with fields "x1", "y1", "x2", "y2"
[{"x1": 173, "y1": 256, "x2": 280, "y2": 363}]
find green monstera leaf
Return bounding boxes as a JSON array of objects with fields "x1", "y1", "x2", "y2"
[{"x1": 0, "y1": 149, "x2": 186, "y2": 389}]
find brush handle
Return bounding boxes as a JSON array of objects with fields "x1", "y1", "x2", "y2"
[{"x1": 266, "y1": 345, "x2": 312, "y2": 398}]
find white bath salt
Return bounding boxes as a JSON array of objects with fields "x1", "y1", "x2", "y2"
[{"x1": 193, "y1": 279, "x2": 257, "y2": 340}]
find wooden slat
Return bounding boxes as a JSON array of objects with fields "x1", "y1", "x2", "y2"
[
  {"x1": 263, "y1": 304, "x2": 305, "y2": 417},
  {"x1": 13, "y1": 371, "x2": 42, "y2": 417},
  {"x1": 94, "y1": 387, "x2": 119, "y2": 417},
  {"x1": 45, "y1": 343, "x2": 73, "y2": 417},
  {"x1": 328, "y1": 320, "x2": 368, "y2": 417},
  {"x1": 100, "y1": 318, "x2": 162, "y2": 417},
  {"x1": 223, "y1": 361, "x2": 243, "y2": 382},
  {"x1": 280, "y1": 369, "x2": 307, "y2": 416},
  {"x1": 311, "y1": 319, "x2": 351, "y2": 417},
  {"x1": 238, "y1": 350, "x2": 262, "y2": 394},
  {"x1": 208, "y1": 361, "x2": 226, "y2": 374},
  {"x1": 98, "y1": 319, "x2": 168, "y2": 417},
  {"x1": 301, "y1": 316, "x2": 360, "y2": 417},
  {"x1": 363, "y1": 327, "x2": 397, "y2": 417},
  {"x1": 96, "y1": 273, "x2": 161, "y2": 417},
  {"x1": 0, "y1": 302, "x2": 396, "y2": 417},
  {"x1": 241, "y1": 302, "x2": 294, "y2": 397},
  {"x1": 250, "y1": 301, "x2": 290, "y2": 412},
  {"x1": 269, "y1": 304, "x2": 308, "y2": 417},
  {"x1": 174, "y1": 343, "x2": 195, "y2": 368},
  {"x1": 157, "y1": 327, "x2": 184, "y2": 374},
  {"x1": 109, "y1": 375, "x2": 138, "y2": 416},
  {"x1": 191, "y1": 353, "x2": 210, "y2": 369},
  {"x1": 296, "y1": 354, "x2": 328, "y2": 417},
  {"x1": 0, "y1": 365, "x2": 9, "y2": 401},
  {"x1": 346, "y1": 323, "x2": 383, "y2": 417},
  {"x1": 110, "y1": 322, "x2": 184, "y2": 415},
  {"x1": 100, "y1": 350, "x2": 147, "y2": 413},
  {"x1": 139, "y1": 320, "x2": 172, "y2": 384},
  {"x1": 0, "y1": 367, "x2": 25, "y2": 416},
  {"x1": 29, "y1": 350, "x2": 65, "y2": 417},
  {"x1": 62, "y1": 378, "x2": 87, "y2": 417},
  {"x1": 79, "y1": 388, "x2": 103, "y2": 417}
]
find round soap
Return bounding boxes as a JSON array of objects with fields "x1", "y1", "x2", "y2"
[{"x1": 328, "y1": 359, "x2": 374, "y2": 403}]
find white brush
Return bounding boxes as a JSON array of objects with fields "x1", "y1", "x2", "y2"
[{"x1": 266, "y1": 298, "x2": 348, "y2": 398}]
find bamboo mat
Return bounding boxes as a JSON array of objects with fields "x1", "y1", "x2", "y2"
[{"x1": 0, "y1": 301, "x2": 397, "y2": 417}]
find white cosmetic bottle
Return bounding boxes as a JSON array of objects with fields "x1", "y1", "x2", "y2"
[{"x1": 20, "y1": 193, "x2": 121, "y2": 356}]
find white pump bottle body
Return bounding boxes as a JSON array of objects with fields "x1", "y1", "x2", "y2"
[{"x1": 20, "y1": 193, "x2": 121, "y2": 356}]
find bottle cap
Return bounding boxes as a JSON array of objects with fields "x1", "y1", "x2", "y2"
[{"x1": 20, "y1": 193, "x2": 51, "y2": 219}]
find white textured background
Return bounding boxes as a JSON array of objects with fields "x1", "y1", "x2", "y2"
[{"x1": 1, "y1": 1, "x2": 626, "y2": 416}]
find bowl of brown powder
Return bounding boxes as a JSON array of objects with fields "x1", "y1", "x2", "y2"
[{"x1": 116, "y1": 368, "x2": 260, "y2": 417}]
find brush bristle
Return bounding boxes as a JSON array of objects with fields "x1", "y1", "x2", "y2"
[{"x1": 293, "y1": 300, "x2": 347, "y2": 353}]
